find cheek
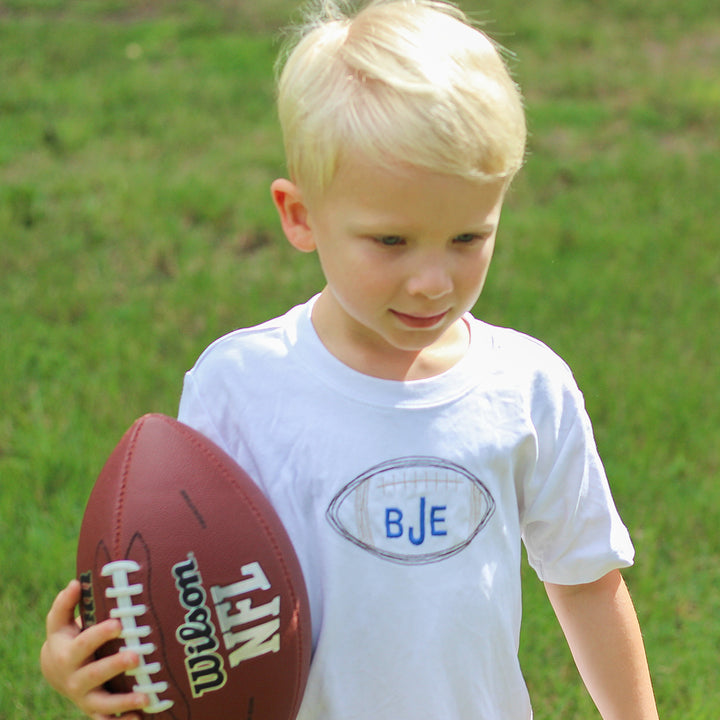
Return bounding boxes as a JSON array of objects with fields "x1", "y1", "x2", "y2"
[
  {"x1": 321, "y1": 246, "x2": 395, "y2": 295},
  {"x1": 339, "y1": 269, "x2": 393, "y2": 306},
  {"x1": 458, "y1": 247, "x2": 495, "y2": 293}
]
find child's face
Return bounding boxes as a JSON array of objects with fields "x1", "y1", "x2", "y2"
[{"x1": 274, "y1": 155, "x2": 506, "y2": 379}]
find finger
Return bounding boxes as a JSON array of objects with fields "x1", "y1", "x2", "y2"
[
  {"x1": 46, "y1": 579, "x2": 81, "y2": 634},
  {"x1": 82, "y1": 684, "x2": 149, "y2": 719},
  {"x1": 72, "y1": 647, "x2": 140, "y2": 696},
  {"x1": 90, "y1": 712, "x2": 145, "y2": 720},
  {"x1": 40, "y1": 617, "x2": 124, "y2": 698},
  {"x1": 45, "y1": 617, "x2": 123, "y2": 682},
  {"x1": 72, "y1": 618, "x2": 124, "y2": 661}
]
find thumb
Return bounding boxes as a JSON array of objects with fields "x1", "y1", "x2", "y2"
[{"x1": 45, "y1": 579, "x2": 81, "y2": 635}]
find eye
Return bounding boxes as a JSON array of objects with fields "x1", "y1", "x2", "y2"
[
  {"x1": 453, "y1": 232, "x2": 488, "y2": 245},
  {"x1": 375, "y1": 235, "x2": 405, "y2": 247},
  {"x1": 453, "y1": 233, "x2": 479, "y2": 244}
]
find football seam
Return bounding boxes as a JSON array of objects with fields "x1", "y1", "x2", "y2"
[
  {"x1": 164, "y1": 416, "x2": 309, "y2": 712},
  {"x1": 113, "y1": 417, "x2": 144, "y2": 560}
]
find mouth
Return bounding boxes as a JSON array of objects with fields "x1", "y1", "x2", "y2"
[{"x1": 390, "y1": 310, "x2": 449, "y2": 329}]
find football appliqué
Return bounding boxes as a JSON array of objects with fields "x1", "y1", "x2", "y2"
[{"x1": 326, "y1": 457, "x2": 495, "y2": 564}]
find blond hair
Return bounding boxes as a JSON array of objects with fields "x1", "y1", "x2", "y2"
[{"x1": 276, "y1": 0, "x2": 527, "y2": 200}]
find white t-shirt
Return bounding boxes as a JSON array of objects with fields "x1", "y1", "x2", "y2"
[{"x1": 178, "y1": 296, "x2": 634, "y2": 720}]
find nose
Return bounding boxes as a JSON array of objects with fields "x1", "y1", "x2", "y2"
[{"x1": 405, "y1": 256, "x2": 453, "y2": 300}]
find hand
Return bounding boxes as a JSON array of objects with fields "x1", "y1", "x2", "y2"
[{"x1": 40, "y1": 579, "x2": 149, "y2": 720}]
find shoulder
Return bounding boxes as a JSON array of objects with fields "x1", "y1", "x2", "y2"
[
  {"x1": 468, "y1": 317, "x2": 587, "y2": 426},
  {"x1": 178, "y1": 301, "x2": 313, "y2": 452},
  {"x1": 189, "y1": 301, "x2": 307, "y2": 378},
  {"x1": 472, "y1": 318, "x2": 575, "y2": 385}
]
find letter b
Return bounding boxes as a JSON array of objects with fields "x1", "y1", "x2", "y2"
[{"x1": 385, "y1": 508, "x2": 403, "y2": 538}]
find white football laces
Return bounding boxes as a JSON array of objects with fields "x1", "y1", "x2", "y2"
[{"x1": 102, "y1": 560, "x2": 174, "y2": 714}]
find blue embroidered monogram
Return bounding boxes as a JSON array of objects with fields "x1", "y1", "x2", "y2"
[{"x1": 326, "y1": 457, "x2": 495, "y2": 564}]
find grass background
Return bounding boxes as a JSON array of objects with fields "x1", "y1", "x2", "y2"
[{"x1": 1, "y1": 0, "x2": 718, "y2": 717}]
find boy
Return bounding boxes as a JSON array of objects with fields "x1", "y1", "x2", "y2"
[{"x1": 41, "y1": 1, "x2": 659, "y2": 718}]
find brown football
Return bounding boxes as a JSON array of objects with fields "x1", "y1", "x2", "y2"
[{"x1": 76, "y1": 413, "x2": 311, "y2": 720}]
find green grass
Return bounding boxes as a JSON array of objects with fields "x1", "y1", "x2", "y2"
[{"x1": 1, "y1": 1, "x2": 718, "y2": 717}]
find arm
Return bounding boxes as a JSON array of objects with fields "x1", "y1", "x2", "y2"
[
  {"x1": 40, "y1": 579, "x2": 148, "y2": 720},
  {"x1": 544, "y1": 569, "x2": 658, "y2": 720}
]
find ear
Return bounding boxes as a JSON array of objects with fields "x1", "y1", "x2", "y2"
[{"x1": 270, "y1": 178, "x2": 316, "y2": 253}]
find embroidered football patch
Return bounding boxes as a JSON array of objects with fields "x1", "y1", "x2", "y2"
[{"x1": 326, "y1": 457, "x2": 495, "y2": 564}]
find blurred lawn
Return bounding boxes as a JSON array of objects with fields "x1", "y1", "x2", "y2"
[{"x1": 1, "y1": 1, "x2": 718, "y2": 718}]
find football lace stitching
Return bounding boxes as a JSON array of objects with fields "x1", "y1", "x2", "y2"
[{"x1": 102, "y1": 560, "x2": 174, "y2": 714}]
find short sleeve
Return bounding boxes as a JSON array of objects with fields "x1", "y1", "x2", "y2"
[
  {"x1": 177, "y1": 368, "x2": 234, "y2": 458},
  {"x1": 520, "y1": 367, "x2": 634, "y2": 585}
]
